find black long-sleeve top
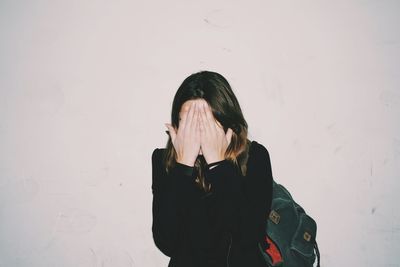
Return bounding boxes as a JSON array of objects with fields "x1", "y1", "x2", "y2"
[{"x1": 151, "y1": 140, "x2": 273, "y2": 267}]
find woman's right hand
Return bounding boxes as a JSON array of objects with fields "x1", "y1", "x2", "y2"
[{"x1": 165, "y1": 101, "x2": 200, "y2": 167}]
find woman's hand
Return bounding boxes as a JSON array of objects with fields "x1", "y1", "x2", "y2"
[
  {"x1": 198, "y1": 100, "x2": 233, "y2": 165},
  {"x1": 165, "y1": 101, "x2": 201, "y2": 167}
]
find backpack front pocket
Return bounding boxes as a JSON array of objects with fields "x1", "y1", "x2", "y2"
[{"x1": 290, "y1": 213, "x2": 317, "y2": 265}]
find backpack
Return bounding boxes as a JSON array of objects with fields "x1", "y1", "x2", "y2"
[{"x1": 258, "y1": 180, "x2": 320, "y2": 267}]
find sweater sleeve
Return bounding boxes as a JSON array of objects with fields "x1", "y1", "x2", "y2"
[
  {"x1": 204, "y1": 143, "x2": 273, "y2": 251},
  {"x1": 151, "y1": 148, "x2": 198, "y2": 257}
]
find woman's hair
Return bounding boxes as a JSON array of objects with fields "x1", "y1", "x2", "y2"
[{"x1": 164, "y1": 70, "x2": 250, "y2": 192}]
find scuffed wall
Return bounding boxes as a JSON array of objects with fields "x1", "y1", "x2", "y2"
[{"x1": 0, "y1": 1, "x2": 399, "y2": 266}]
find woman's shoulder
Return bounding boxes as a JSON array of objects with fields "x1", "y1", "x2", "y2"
[
  {"x1": 151, "y1": 147, "x2": 166, "y2": 168},
  {"x1": 247, "y1": 139, "x2": 273, "y2": 177},
  {"x1": 248, "y1": 139, "x2": 272, "y2": 169},
  {"x1": 249, "y1": 139, "x2": 271, "y2": 158},
  {"x1": 152, "y1": 147, "x2": 164, "y2": 154},
  {"x1": 152, "y1": 147, "x2": 167, "y2": 156}
]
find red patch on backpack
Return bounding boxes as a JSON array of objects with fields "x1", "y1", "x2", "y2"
[{"x1": 263, "y1": 235, "x2": 283, "y2": 265}]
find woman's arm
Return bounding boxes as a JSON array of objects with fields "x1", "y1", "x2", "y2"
[
  {"x1": 151, "y1": 148, "x2": 198, "y2": 257},
  {"x1": 204, "y1": 142, "x2": 273, "y2": 251}
]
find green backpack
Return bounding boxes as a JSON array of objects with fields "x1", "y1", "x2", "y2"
[{"x1": 258, "y1": 180, "x2": 320, "y2": 267}]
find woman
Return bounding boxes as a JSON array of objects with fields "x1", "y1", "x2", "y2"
[{"x1": 151, "y1": 71, "x2": 273, "y2": 267}]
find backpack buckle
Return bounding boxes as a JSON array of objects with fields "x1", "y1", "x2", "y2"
[
  {"x1": 303, "y1": 231, "x2": 312, "y2": 242},
  {"x1": 269, "y1": 210, "x2": 280, "y2": 224}
]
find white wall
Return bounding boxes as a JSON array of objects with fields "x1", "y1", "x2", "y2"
[{"x1": 1, "y1": 0, "x2": 399, "y2": 266}]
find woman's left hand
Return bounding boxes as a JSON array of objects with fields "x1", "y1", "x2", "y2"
[{"x1": 198, "y1": 99, "x2": 233, "y2": 165}]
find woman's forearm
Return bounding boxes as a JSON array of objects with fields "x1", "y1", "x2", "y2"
[{"x1": 151, "y1": 149, "x2": 198, "y2": 257}]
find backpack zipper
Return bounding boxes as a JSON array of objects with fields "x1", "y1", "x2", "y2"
[{"x1": 226, "y1": 233, "x2": 232, "y2": 267}]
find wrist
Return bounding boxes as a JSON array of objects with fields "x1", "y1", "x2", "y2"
[
  {"x1": 206, "y1": 157, "x2": 225, "y2": 165},
  {"x1": 176, "y1": 159, "x2": 195, "y2": 167},
  {"x1": 209, "y1": 164, "x2": 220, "y2": 170},
  {"x1": 207, "y1": 159, "x2": 226, "y2": 169},
  {"x1": 174, "y1": 161, "x2": 195, "y2": 177}
]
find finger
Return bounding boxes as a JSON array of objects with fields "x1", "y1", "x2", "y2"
[
  {"x1": 165, "y1": 123, "x2": 176, "y2": 143},
  {"x1": 199, "y1": 104, "x2": 205, "y2": 133},
  {"x1": 178, "y1": 109, "x2": 188, "y2": 134},
  {"x1": 204, "y1": 101, "x2": 218, "y2": 133},
  {"x1": 195, "y1": 105, "x2": 200, "y2": 139},
  {"x1": 194, "y1": 102, "x2": 201, "y2": 141},
  {"x1": 190, "y1": 101, "x2": 198, "y2": 130},
  {"x1": 200, "y1": 100, "x2": 211, "y2": 134},
  {"x1": 215, "y1": 120, "x2": 224, "y2": 132},
  {"x1": 225, "y1": 128, "x2": 233, "y2": 146},
  {"x1": 184, "y1": 101, "x2": 195, "y2": 135}
]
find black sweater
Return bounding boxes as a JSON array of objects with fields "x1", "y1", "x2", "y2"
[{"x1": 151, "y1": 140, "x2": 273, "y2": 267}]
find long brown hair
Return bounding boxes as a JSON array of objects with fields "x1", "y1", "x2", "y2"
[{"x1": 164, "y1": 70, "x2": 250, "y2": 193}]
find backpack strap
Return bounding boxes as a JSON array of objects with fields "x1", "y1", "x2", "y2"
[{"x1": 314, "y1": 242, "x2": 320, "y2": 267}]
